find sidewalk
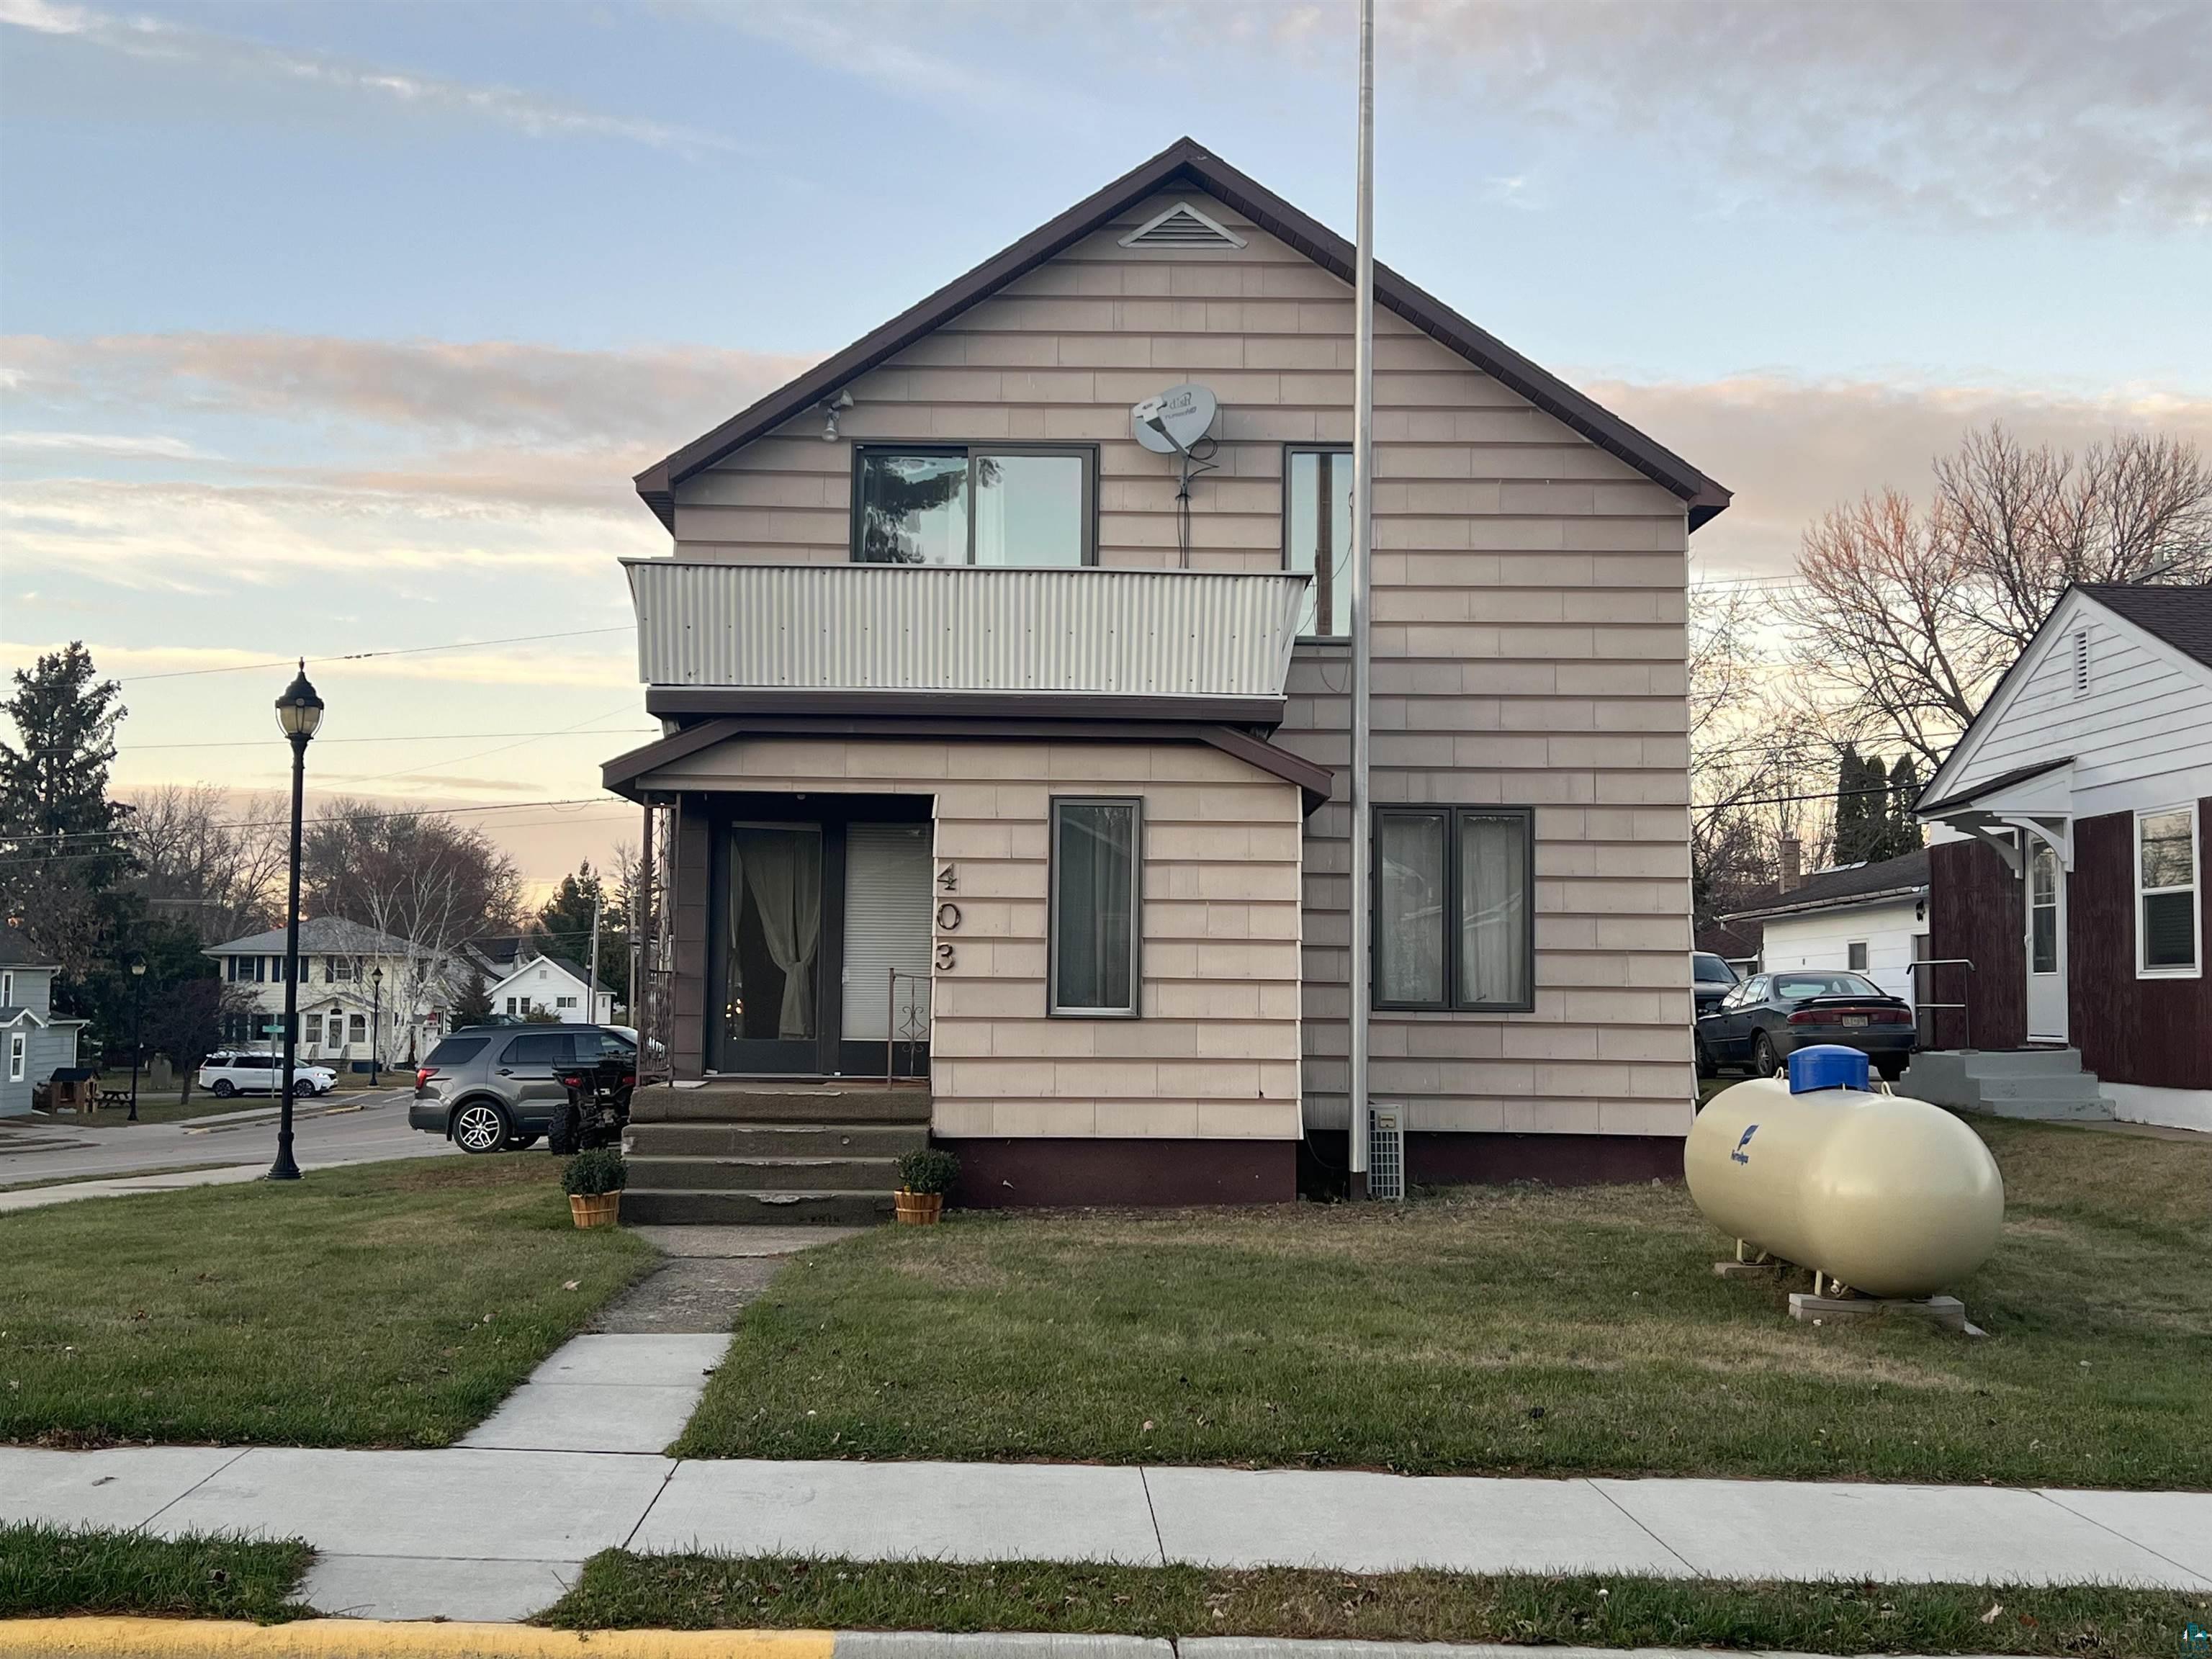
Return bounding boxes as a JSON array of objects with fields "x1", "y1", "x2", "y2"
[{"x1": 6, "y1": 1421, "x2": 2209, "y2": 1624}]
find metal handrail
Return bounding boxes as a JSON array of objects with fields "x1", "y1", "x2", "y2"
[
  {"x1": 885, "y1": 968, "x2": 930, "y2": 1084},
  {"x1": 1905, "y1": 956, "x2": 1974, "y2": 1051}
]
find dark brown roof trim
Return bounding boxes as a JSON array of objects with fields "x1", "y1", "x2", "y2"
[
  {"x1": 602, "y1": 714, "x2": 1334, "y2": 814},
  {"x1": 643, "y1": 686, "x2": 1287, "y2": 727},
  {"x1": 1915, "y1": 755, "x2": 2073, "y2": 818},
  {"x1": 637, "y1": 138, "x2": 1730, "y2": 533}
]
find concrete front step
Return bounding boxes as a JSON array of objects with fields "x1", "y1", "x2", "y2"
[
  {"x1": 627, "y1": 1154, "x2": 901, "y2": 1193},
  {"x1": 1976, "y1": 1096, "x2": 2118, "y2": 1122},
  {"x1": 629, "y1": 1122, "x2": 928, "y2": 1159},
  {"x1": 1956, "y1": 1047, "x2": 2085, "y2": 1076},
  {"x1": 622, "y1": 1188, "x2": 896, "y2": 1226},
  {"x1": 630, "y1": 1083, "x2": 930, "y2": 1125},
  {"x1": 1897, "y1": 1048, "x2": 2113, "y2": 1121}
]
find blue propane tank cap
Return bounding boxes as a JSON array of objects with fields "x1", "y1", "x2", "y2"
[{"x1": 1789, "y1": 1044, "x2": 1871, "y2": 1094}]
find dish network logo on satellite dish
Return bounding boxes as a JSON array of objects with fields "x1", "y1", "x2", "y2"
[{"x1": 1132, "y1": 383, "x2": 1219, "y2": 454}]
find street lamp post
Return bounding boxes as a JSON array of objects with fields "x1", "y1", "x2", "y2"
[
  {"x1": 127, "y1": 960, "x2": 146, "y2": 1123},
  {"x1": 269, "y1": 661, "x2": 324, "y2": 1183},
  {"x1": 370, "y1": 967, "x2": 382, "y2": 1087}
]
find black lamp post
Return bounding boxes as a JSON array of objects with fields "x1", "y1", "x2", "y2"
[
  {"x1": 127, "y1": 960, "x2": 146, "y2": 1123},
  {"x1": 269, "y1": 660, "x2": 323, "y2": 1182},
  {"x1": 370, "y1": 967, "x2": 382, "y2": 1087}
]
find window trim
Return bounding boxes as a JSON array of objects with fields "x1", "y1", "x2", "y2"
[
  {"x1": 1047, "y1": 794, "x2": 1144, "y2": 1018},
  {"x1": 7, "y1": 1032, "x2": 22, "y2": 1082},
  {"x1": 1281, "y1": 444, "x2": 1352, "y2": 641},
  {"x1": 2135, "y1": 802, "x2": 2202, "y2": 979},
  {"x1": 849, "y1": 444, "x2": 1099, "y2": 568},
  {"x1": 1371, "y1": 804, "x2": 1537, "y2": 1015},
  {"x1": 1847, "y1": 940, "x2": 1870, "y2": 974}
]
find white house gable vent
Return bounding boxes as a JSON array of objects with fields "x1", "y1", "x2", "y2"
[
  {"x1": 2072, "y1": 627, "x2": 2091, "y2": 698},
  {"x1": 1119, "y1": 200, "x2": 1247, "y2": 251}
]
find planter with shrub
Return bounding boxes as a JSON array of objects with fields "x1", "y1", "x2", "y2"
[
  {"x1": 894, "y1": 1146, "x2": 958, "y2": 1225},
  {"x1": 562, "y1": 1146, "x2": 628, "y2": 1229}
]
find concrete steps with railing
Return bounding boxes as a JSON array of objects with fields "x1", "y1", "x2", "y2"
[
  {"x1": 1894, "y1": 1048, "x2": 2114, "y2": 1121},
  {"x1": 621, "y1": 1082, "x2": 929, "y2": 1225}
]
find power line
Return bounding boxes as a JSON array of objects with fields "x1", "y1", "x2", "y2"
[
  {"x1": 37, "y1": 727, "x2": 655, "y2": 755},
  {"x1": 111, "y1": 627, "x2": 633, "y2": 685}
]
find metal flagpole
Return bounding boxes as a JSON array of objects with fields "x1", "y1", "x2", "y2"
[
  {"x1": 588, "y1": 883, "x2": 602, "y2": 1025},
  {"x1": 1347, "y1": 0, "x2": 1377, "y2": 1197}
]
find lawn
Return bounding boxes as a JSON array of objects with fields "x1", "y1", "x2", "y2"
[
  {"x1": 673, "y1": 1119, "x2": 2212, "y2": 1488},
  {"x1": 0, "y1": 1524, "x2": 312, "y2": 1622},
  {"x1": 544, "y1": 1552, "x2": 2209, "y2": 1656},
  {"x1": 0, "y1": 1157, "x2": 655, "y2": 1447}
]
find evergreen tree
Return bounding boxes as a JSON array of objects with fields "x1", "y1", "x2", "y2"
[
  {"x1": 1876, "y1": 755, "x2": 1925, "y2": 860},
  {"x1": 531, "y1": 860, "x2": 628, "y2": 1007},
  {"x1": 449, "y1": 965, "x2": 494, "y2": 1030},
  {"x1": 1831, "y1": 745, "x2": 1871, "y2": 865},
  {"x1": 0, "y1": 644, "x2": 132, "y2": 994}
]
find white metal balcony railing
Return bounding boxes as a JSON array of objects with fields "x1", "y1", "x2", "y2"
[{"x1": 624, "y1": 561, "x2": 1309, "y2": 701}]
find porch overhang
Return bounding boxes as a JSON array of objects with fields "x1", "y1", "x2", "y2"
[
  {"x1": 601, "y1": 714, "x2": 1335, "y2": 814},
  {"x1": 1916, "y1": 757, "x2": 2077, "y2": 873}
]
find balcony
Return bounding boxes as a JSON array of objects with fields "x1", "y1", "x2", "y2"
[{"x1": 624, "y1": 560, "x2": 1309, "y2": 721}]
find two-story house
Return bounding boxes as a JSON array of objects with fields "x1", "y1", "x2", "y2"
[
  {"x1": 1, "y1": 927, "x2": 86, "y2": 1117},
  {"x1": 601, "y1": 139, "x2": 1730, "y2": 1216},
  {"x1": 205, "y1": 917, "x2": 441, "y2": 1069}
]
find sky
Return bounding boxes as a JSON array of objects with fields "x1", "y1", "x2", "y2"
[{"x1": 4, "y1": 0, "x2": 2208, "y2": 891}]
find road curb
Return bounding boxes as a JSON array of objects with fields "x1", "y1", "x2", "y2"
[{"x1": 0, "y1": 1620, "x2": 829, "y2": 1658}]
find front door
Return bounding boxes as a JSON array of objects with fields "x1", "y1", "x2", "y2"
[
  {"x1": 721, "y1": 822, "x2": 828, "y2": 1074},
  {"x1": 2026, "y1": 841, "x2": 2067, "y2": 1042}
]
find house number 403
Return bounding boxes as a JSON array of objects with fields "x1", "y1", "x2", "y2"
[{"x1": 935, "y1": 867, "x2": 960, "y2": 969}]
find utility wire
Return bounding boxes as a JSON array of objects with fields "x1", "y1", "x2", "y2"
[{"x1": 112, "y1": 627, "x2": 632, "y2": 685}]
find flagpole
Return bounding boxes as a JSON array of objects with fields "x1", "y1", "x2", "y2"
[{"x1": 1346, "y1": 0, "x2": 1376, "y2": 1197}]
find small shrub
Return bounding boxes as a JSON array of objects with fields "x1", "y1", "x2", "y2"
[
  {"x1": 562, "y1": 1146, "x2": 628, "y2": 1197},
  {"x1": 896, "y1": 1146, "x2": 959, "y2": 1197}
]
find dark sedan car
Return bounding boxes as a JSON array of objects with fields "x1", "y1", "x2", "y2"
[
  {"x1": 1692, "y1": 950, "x2": 1740, "y2": 1020},
  {"x1": 1696, "y1": 969, "x2": 1917, "y2": 1081}
]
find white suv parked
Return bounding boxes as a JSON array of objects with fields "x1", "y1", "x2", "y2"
[{"x1": 197, "y1": 1052, "x2": 337, "y2": 1100}]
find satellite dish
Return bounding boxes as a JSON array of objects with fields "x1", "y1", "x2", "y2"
[{"x1": 1132, "y1": 384, "x2": 1218, "y2": 454}]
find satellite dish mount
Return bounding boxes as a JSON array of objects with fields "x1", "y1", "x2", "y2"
[{"x1": 1131, "y1": 383, "x2": 1221, "y2": 567}]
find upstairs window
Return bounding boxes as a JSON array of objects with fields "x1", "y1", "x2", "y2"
[
  {"x1": 853, "y1": 446, "x2": 1093, "y2": 568},
  {"x1": 1285, "y1": 447, "x2": 1352, "y2": 638},
  {"x1": 2137, "y1": 805, "x2": 2200, "y2": 976}
]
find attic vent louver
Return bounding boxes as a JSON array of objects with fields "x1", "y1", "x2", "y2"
[
  {"x1": 1119, "y1": 200, "x2": 1247, "y2": 250},
  {"x1": 2072, "y1": 629, "x2": 2091, "y2": 697}
]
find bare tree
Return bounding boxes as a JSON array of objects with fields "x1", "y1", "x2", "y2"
[
  {"x1": 127, "y1": 785, "x2": 285, "y2": 943},
  {"x1": 301, "y1": 800, "x2": 522, "y2": 1058},
  {"x1": 1782, "y1": 425, "x2": 2212, "y2": 765}
]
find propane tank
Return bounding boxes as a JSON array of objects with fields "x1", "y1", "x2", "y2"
[{"x1": 1686, "y1": 1046, "x2": 2004, "y2": 1299}]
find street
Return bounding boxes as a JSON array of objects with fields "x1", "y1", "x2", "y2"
[{"x1": 0, "y1": 1088, "x2": 455, "y2": 1197}]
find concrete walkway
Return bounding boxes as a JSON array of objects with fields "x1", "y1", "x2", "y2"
[{"x1": 6, "y1": 1442, "x2": 2209, "y2": 1623}]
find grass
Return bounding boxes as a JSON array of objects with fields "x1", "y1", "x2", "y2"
[
  {"x1": 0, "y1": 1156, "x2": 656, "y2": 1447},
  {"x1": 673, "y1": 1119, "x2": 2212, "y2": 1488},
  {"x1": 542, "y1": 1552, "x2": 2211, "y2": 1655},
  {"x1": 0, "y1": 1161, "x2": 246, "y2": 1195},
  {"x1": 0, "y1": 1524, "x2": 313, "y2": 1622}
]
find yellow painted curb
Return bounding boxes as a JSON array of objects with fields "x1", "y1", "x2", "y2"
[{"x1": 0, "y1": 1619, "x2": 834, "y2": 1658}]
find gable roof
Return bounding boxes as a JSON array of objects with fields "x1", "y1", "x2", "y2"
[
  {"x1": 1915, "y1": 756, "x2": 2074, "y2": 818},
  {"x1": 205, "y1": 917, "x2": 421, "y2": 958},
  {"x1": 2077, "y1": 582, "x2": 2212, "y2": 670},
  {"x1": 1721, "y1": 848, "x2": 1929, "y2": 925},
  {"x1": 636, "y1": 137, "x2": 1730, "y2": 533}
]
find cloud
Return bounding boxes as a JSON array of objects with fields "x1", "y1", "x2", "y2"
[
  {"x1": 1585, "y1": 373, "x2": 2212, "y2": 578},
  {"x1": 0, "y1": 0, "x2": 737, "y2": 156},
  {"x1": 1, "y1": 333, "x2": 818, "y2": 455},
  {"x1": 0, "y1": 430, "x2": 212, "y2": 459},
  {"x1": 1143, "y1": 0, "x2": 2212, "y2": 230}
]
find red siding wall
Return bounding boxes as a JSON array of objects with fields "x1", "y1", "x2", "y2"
[
  {"x1": 1927, "y1": 837, "x2": 2025, "y2": 1050},
  {"x1": 2068, "y1": 803, "x2": 2212, "y2": 1091}
]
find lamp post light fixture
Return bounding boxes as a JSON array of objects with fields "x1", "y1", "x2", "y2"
[
  {"x1": 127, "y1": 960, "x2": 147, "y2": 1123},
  {"x1": 269, "y1": 660, "x2": 324, "y2": 1183},
  {"x1": 370, "y1": 967, "x2": 383, "y2": 1088}
]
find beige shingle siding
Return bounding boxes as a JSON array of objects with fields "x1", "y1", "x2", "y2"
[
  {"x1": 667, "y1": 187, "x2": 1694, "y2": 1138},
  {"x1": 639, "y1": 737, "x2": 1305, "y2": 1141}
]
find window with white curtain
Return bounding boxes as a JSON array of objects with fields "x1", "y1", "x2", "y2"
[
  {"x1": 1375, "y1": 806, "x2": 1534, "y2": 1012},
  {"x1": 349, "y1": 1013, "x2": 368, "y2": 1042},
  {"x1": 304, "y1": 1014, "x2": 323, "y2": 1046},
  {"x1": 2137, "y1": 805, "x2": 2200, "y2": 976},
  {"x1": 1050, "y1": 799, "x2": 1141, "y2": 1016}
]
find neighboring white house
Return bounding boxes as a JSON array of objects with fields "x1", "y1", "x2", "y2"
[
  {"x1": 204, "y1": 917, "x2": 446, "y2": 1069},
  {"x1": 482, "y1": 951, "x2": 614, "y2": 1025},
  {"x1": 1, "y1": 927, "x2": 86, "y2": 1117},
  {"x1": 1722, "y1": 849, "x2": 1930, "y2": 1010}
]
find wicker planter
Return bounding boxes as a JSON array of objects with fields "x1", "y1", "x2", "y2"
[
  {"x1": 894, "y1": 1190, "x2": 943, "y2": 1226},
  {"x1": 569, "y1": 1192, "x2": 621, "y2": 1230}
]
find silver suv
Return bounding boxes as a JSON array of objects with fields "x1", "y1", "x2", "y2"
[{"x1": 408, "y1": 1025, "x2": 637, "y2": 1154}]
